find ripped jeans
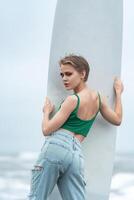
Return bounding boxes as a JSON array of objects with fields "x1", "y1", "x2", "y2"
[{"x1": 27, "y1": 128, "x2": 87, "y2": 200}]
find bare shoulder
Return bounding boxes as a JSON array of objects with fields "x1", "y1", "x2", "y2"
[
  {"x1": 66, "y1": 94, "x2": 78, "y2": 104},
  {"x1": 98, "y1": 93, "x2": 109, "y2": 110},
  {"x1": 91, "y1": 89, "x2": 100, "y2": 100},
  {"x1": 91, "y1": 90, "x2": 109, "y2": 108},
  {"x1": 60, "y1": 94, "x2": 77, "y2": 111}
]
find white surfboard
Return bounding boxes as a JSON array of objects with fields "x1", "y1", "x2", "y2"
[{"x1": 46, "y1": 0, "x2": 123, "y2": 199}]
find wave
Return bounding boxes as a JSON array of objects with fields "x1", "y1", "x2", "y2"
[{"x1": 0, "y1": 151, "x2": 38, "y2": 161}]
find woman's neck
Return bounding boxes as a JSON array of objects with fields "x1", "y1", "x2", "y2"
[{"x1": 73, "y1": 82, "x2": 88, "y2": 94}]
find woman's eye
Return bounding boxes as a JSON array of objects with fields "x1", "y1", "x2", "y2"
[
  {"x1": 60, "y1": 72, "x2": 72, "y2": 77},
  {"x1": 60, "y1": 73, "x2": 64, "y2": 77},
  {"x1": 65, "y1": 73, "x2": 72, "y2": 76}
]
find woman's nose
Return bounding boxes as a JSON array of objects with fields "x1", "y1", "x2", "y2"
[{"x1": 63, "y1": 76, "x2": 67, "y2": 81}]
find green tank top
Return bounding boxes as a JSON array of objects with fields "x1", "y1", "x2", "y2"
[{"x1": 58, "y1": 92, "x2": 101, "y2": 137}]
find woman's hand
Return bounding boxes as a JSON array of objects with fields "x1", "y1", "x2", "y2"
[
  {"x1": 114, "y1": 77, "x2": 124, "y2": 95},
  {"x1": 42, "y1": 96, "x2": 55, "y2": 114}
]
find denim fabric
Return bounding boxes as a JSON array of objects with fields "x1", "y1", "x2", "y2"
[{"x1": 27, "y1": 128, "x2": 87, "y2": 200}]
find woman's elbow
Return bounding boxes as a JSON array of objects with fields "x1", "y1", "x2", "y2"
[
  {"x1": 114, "y1": 121, "x2": 121, "y2": 126},
  {"x1": 114, "y1": 117, "x2": 122, "y2": 126},
  {"x1": 42, "y1": 128, "x2": 49, "y2": 136}
]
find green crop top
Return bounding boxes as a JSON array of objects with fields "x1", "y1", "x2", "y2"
[{"x1": 58, "y1": 92, "x2": 101, "y2": 137}]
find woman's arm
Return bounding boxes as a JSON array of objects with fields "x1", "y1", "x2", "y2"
[
  {"x1": 42, "y1": 95, "x2": 77, "y2": 136},
  {"x1": 100, "y1": 77, "x2": 124, "y2": 125}
]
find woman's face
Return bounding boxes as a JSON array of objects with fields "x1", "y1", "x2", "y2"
[{"x1": 60, "y1": 64, "x2": 83, "y2": 90}]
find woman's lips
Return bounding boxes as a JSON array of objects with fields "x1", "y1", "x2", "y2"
[{"x1": 64, "y1": 83, "x2": 69, "y2": 87}]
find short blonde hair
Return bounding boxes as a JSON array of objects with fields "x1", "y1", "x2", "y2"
[{"x1": 59, "y1": 54, "x2": 90, "y2": 82}]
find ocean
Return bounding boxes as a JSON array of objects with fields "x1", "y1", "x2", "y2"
[{"x1": 0, "y1": 152, "x2": 134, "y2": 200}]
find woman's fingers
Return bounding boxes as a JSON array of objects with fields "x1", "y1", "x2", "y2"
[
  {"x1": 43, "y1": 96, "x2": 55, "y2": 113},
  {"x1": 45, "y1": 96, "x2": 51, "y2": 105},
  {"x1": 113, "y1": 77, "x2": 124, "y2": 93}
]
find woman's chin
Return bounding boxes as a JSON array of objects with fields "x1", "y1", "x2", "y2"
[
  {"x1": 66, "y1": 88, "x2": 71, "y2": 91},
  {"x1": 64, "y1": 85, "x2": 73, "y2": 91},
  {"x1": 65, "y1": 87, "x2": 72, "y2": 91}
]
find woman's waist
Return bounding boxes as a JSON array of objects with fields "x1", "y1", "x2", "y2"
[
  {"x1": 59, "y1": 128, "x2": 85, "y2": 143},
  {"x1": 56, "y1": 128, "x2": 83, "y2": 145},
  {"x1": 45, "y1": 128, "x2": 82, "y2": 149}
]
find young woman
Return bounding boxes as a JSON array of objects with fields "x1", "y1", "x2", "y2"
[{"x1": 28, "y1": 55, "x2": 124, "y2": 200}]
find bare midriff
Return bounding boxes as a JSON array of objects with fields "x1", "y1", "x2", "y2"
[
  {"x1": 73, "y1": 133, "x2": 85, "y2": 143},
  {"x1": 60, "y1": 128, "x2": 85, "y2": 143},
  {"x1": 66, "y1": 132, "x2": 85, "y2": 142}
]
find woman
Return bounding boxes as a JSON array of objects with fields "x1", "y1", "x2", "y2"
[{"x1": 28, "y1": 54, "x2": 124, "y2": 200}]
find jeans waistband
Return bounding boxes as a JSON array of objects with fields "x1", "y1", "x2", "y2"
[{"x1": 46, "y1": 128, "x2": 82, "y2": 149}]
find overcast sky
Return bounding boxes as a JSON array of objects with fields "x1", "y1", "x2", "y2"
[{"x1": 0, "y1": 0, "x2": 133, "y2": 154}]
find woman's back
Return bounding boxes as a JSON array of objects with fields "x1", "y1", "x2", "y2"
[
  {"x1": 75, "y1": 89, "x2": 100, "y2": 121},
  {"x1": 62, "y1": 89, "x2": 101, "y2": 143}
]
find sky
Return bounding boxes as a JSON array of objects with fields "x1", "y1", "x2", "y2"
[
  {"x1": 0, "y1": 0, "x2": 57, "y2": 153},
  {"x1": 0, "y1": 0, "x2": 133, "y2": 154}
]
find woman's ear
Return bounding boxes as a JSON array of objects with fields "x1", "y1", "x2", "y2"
[{"x1": 81, "y1": 70, "x2": 86, "y2": 80}]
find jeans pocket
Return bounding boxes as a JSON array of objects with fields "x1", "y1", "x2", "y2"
[{"x1": 43, "y1": 141, "x2": 70, "y2": 164}]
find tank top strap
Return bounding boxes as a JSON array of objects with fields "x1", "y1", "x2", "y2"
[
  {"x1": 73, "y1": 93, "x2": 80, "y2": 111},
  {"x1": 97, "y1": 92, "x2": 101, "y2": 110},
  {"x1": 73, "y1": 92, "x2": 101, "y2": 114},
  {"x1": 91, "y1": 92, "x2": 101, "y2": 118},
  {"x1": 90, "y1": 92, "x2": 100, "y2": 118},
  {"x1": 74, "y1": 92, "x2": 101, "y2": 110}
]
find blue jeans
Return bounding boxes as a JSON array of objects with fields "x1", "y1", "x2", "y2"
[{"x1": 27, "y1": 128, "x2": 87, "y2": 200}]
